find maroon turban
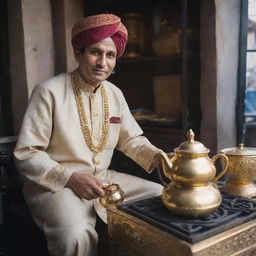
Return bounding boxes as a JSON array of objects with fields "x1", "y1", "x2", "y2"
[{"x1": 71, "y1": 14, "x2": 128, "y2": 58}]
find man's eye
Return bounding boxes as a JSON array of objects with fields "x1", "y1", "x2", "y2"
[
  {"x1": 91, "y1": 50, "x2": 99, "y2": 55},
  {"x1": 108, "y1": 53, "x2": 116, "y2": 58}
]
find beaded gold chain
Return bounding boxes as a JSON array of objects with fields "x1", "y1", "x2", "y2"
[{"x1": 71, "y1": 70, "x2": 109, "y2": 153}]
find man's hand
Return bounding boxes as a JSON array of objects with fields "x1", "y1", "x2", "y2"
[{"x1": 66, "y1": 172, "x2": 105, "y2": 200}]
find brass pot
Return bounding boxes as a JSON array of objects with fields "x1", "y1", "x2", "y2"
[
  {"x1": 158, "y1": 129, "x2": 229, "y2": 217},
  {"x1": 99, "y1": 184, "x2": 124, "y2": 208},
  {"x1": 152, "y1": 19, "x2": 180, "y2": 56},
  {"x1": 122, "y1": 13, "x2": 145, "y2": 57},
  {"x1": 220, "y1": 144, "x2": 256, "y2": 198}
]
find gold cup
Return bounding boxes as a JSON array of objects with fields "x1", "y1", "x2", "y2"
[{"x1": 99, "y1": 183, "x2": 124, "y2": 208}]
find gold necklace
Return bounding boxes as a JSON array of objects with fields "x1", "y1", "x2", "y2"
[{"x1": 71, "y1": 70, "x2": 109, "y2": 153}]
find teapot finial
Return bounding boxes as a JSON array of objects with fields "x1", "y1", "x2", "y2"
[
  {"x1": 187, "y1": 129, "x2": 195, "y2": 142},
  {"x1": 239, "y1": 143, "x2": 244, "y2": 149}
]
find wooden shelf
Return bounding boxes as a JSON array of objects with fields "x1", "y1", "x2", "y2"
[
  {"x1": 118, "y1": 54, "x2": 199, "y2": 64},
  {"x1": 141, "y1": 124, "x2": 185, "y2": 152},
  {"x1": 119, "y1": 55, "x2": 180, "y2": 64}
]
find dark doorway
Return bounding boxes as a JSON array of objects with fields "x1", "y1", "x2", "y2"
[{"x1": 0, "y1": 0, "x2": 13, "y2": 136}]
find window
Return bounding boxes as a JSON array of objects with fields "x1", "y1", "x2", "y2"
[
  {"x1": 245, "y1": 0, "x2": 256, "y2": 118},
  {"x1": 237, "y1": 0, "x2": 256, "y2": 145}
]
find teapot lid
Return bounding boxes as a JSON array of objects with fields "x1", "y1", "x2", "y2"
[
  {"x1": 220, "y1": 143, "x2": 256, "y2": 156},
  {"x1": 174, "y1": 129, "x2": 210, "y2": 154}
]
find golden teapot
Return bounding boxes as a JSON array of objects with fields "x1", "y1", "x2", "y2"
[
  {"x1": 158, "y1": 129, "x2": 229, "y2": 217},
  {"x1": 220, "y1": 144, "x2": 256, "y2": 198}
]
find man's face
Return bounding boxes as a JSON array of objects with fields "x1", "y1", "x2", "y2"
[{"x1": 78, "y1": 37, "x2": 117, "y2": 87}]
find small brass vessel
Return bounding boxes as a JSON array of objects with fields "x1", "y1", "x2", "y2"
[
  {"x1": 152, "y1": 19, "x2": 180, "y2": 56},
  {"x1": 158, "y1": 129, "x2": 229, "y2": 217},
  {"x1": 99, "y1": 183, "x2": 124, "y2": 208},
  {"x1": 122, "y1": 13, "x2": 145, "y2": 57},
  {"x1": 220, "y1": 144, "x2": 256, "y2": 198}
]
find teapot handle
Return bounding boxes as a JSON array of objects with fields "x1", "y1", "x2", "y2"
[
  {"x1": 211, "y1": 153, "x2": 229, "y2": 183},
  {"x1": 156, "y1": 152, "x2": 174, "y2": 188},
  {"x1": 157, "y1": 166, "x2": 169, "y2": 188}
]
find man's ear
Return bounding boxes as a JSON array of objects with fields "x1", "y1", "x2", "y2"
[{"x1": 74, "y1": 49, "x2": 81, "y2": 61}]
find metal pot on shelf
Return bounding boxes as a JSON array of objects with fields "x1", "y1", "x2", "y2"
[
  {"x1": 152, "y1": 19, "x2": 180, "y2": 56},
  {"x1": 122, "y1": 13, "x2": 145, "y2": 57}
]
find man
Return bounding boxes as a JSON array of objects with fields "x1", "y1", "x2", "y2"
[{"x1": 14, "y1": 14, "x2": 163, "y2": 256}]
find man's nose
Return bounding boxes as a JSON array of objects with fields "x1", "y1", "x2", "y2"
[{"x1": 97, "y1": 54, "x2": 107, "y2": 67}]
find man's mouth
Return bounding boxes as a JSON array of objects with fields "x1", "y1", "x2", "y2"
[{"x1": 92, "y1": 68, "x2": 107, "y2": 74}]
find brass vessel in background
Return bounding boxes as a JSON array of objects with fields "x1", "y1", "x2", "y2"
[
  {"x1": 158, "y1": 129, "x2": 229, "y2": 217},
  {"x1": 122, "y1": 13, "x2": 145, "y2": 57},
  {"x1": 99, "y1": 183, "x2": 124, "y2": 208},
  {"x1": 220, "y1": 144, "x2": 256, "y2": 198},
  {"x1": 152, "y1": 19, "x2": 180, "y2": 56}
]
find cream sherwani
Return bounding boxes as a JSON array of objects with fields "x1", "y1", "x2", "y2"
[{"x1": 14, "y1": 71, "x2": 162, "y2": 256}]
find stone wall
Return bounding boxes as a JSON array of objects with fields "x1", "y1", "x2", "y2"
[
  {"x1": 200, "y1": 0, "x2": 240, "y2": 153},
  {"x1": 8, "y1": 0, "x2": 83, "y2": 134}
]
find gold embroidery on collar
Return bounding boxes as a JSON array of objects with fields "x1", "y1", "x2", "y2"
[
  {"x1": 71, "y1": 69, "x2": 109, "y2": 153},
  {"x1": 76, "y1": 70, "x2": 98, "y2": 93}
]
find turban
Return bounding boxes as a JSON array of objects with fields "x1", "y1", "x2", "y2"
[{"x1": 71, "y1": 14, "x2": 128, "y2": 58}]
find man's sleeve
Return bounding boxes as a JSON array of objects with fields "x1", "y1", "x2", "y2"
[
  {"x1": 116, "y1": 95, "x2": 162, "y2": 173},
  {"x1": 14, "y1": 84, "x2": 73, "y2": 192}
]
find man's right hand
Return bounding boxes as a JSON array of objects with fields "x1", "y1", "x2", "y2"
[{"x1": 65, "y1": 172, "x2": 105, "y2": 200}]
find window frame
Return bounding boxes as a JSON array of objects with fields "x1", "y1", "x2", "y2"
[{"x1": 236, "y1": 0, "x2": 249, "y2": 143}]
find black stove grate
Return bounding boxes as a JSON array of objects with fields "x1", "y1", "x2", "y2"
[{"x1": 117, "y1": 194, "x2": 256, "y2": 243}]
